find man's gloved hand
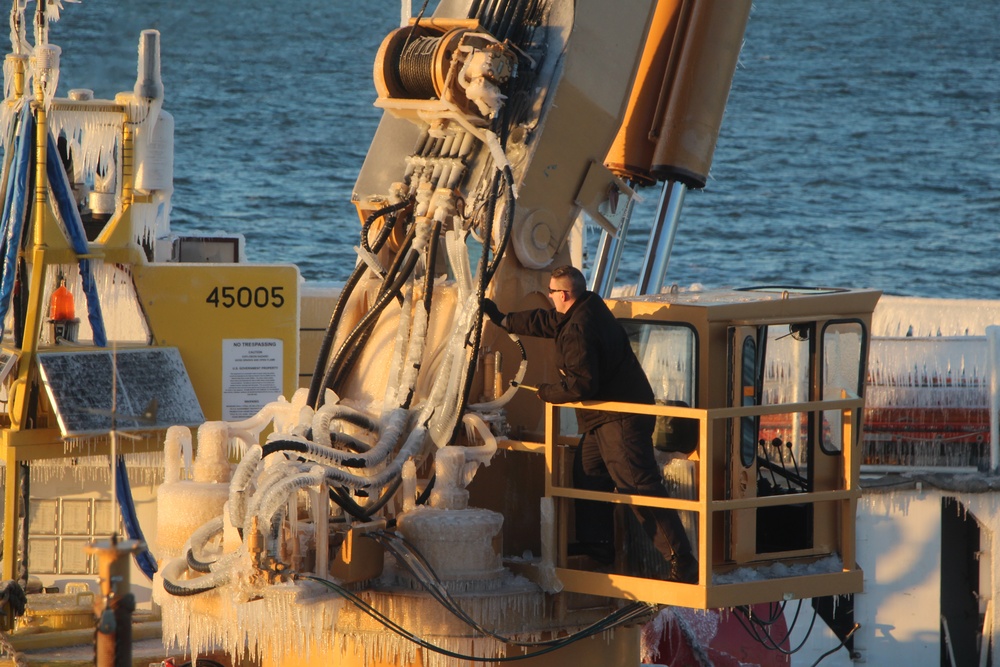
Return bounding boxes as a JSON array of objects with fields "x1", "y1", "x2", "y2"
[{"x1": 481, "y1": 298, "x2": 506, "y2": 327}]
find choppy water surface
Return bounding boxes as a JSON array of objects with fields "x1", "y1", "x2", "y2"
[{"x1": 51, "y1": 0, "x2": 999, "y2": 298}]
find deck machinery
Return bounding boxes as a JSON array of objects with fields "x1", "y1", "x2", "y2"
[{"x1": 0, "y1": 1, "x2": 878, "y2": 666}]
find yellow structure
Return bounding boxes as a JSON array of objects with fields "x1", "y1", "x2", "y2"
[{"x1": 0, "y1": 26, "x2": 299, "y2": 585}]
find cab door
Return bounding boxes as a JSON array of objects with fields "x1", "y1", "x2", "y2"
[{"x1": 727, "y1": 325, "x2": 764, "y2": 563}]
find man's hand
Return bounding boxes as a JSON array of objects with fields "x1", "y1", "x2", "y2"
[{"x1": 481, "y1": 298, "x2": 506, "y2": 327}]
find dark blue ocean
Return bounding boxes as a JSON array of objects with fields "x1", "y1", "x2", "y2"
[{"x1": 49, "y1": 1, "x2": 999, "y2": 299}]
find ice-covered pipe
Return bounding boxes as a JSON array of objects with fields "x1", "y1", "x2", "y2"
[
  {"x1": 445, "y1": 229, "x2": 474, "y2": 297},
  {"x1": 395, "y1": 293, "x2": 430, "y2": 407},
  {"x1": 401, "y1": 459, "x2": 418, "y2": 512},
  {"x1": 384, "y1": 220, "x2": 434, "y2": 409},
  {"x1": 425, "y1": 291, "x2": 482, "y2": 446},
  {"x1": 246, "y1": 424, "x2": 425, "y2": 540},
  {"x1": 246, "y1": 458, "x2": 309, "y2": 521},
  {"x1": 312, "y1": 483, "x2": 329, "y2": 576},
  {"x1": 163, "y1": 425, "x2": 191, "y2": 484},
  {"x1": 459, "y1": 413, "x2": 498, "y2": 474},
  {"x1": 226, "y1": 390, "x2": 309, "y2": 444}
]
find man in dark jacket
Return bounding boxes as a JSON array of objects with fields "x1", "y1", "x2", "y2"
[{"x1": 482, "y1": 265, "x2": 697, "y2": 583}]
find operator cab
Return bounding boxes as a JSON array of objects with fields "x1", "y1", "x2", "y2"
[{"x1": 538, "y1": 285, "x2": 880, "y2": 609}]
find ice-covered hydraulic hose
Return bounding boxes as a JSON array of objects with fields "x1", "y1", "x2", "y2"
[
  {"x1": 458, "y1": 166, "x2": 515, "y2": 418},
  {"x1": 307, "y1": 200, "x2": 410, "y2": 409},
  {"x1": 322, "y1": 232, "x2": 420, "y2": 395},
  {"x1": 160, "y1": 552, "x2": 239, "y2": 597},
  {"x1": 393, "y1": 219, "x2": 442, "y2": 411},
  {"x1": 256, "y1": 465, "x2": 327, "y2": 552},
  {"x1": 467, "y1": 329, "x2": 528, "y2": 412},
  {"x1": 228, "y1": 444, "x2": 262, "y2": 531},
  {"x1": 186, "y1": 516, "x2": 225, "y2": 567},
  {"x1": 317, "y1": 424, "x2": 428, "y2": 494},
  {"x1": 265, "y1": 408, "x2": 408, "y2": 470},
  {"x1": 310, "y1": 402, "x2": 380, "y2": 446}
]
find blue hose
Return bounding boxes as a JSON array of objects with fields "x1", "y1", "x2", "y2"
[
  {"x1": 45, "y1": 132, "x2": 107, "y2": 346},
  {"x1": 115, "y1": 455, "x2": 158, "y2": 580},
  {"x1": 0, "y1": 107, "x2": 33, "y2": 333}
]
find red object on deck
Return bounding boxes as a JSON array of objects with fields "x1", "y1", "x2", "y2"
[{"x1": 643, "y1": 605, "x2": 790, "y2": 666}]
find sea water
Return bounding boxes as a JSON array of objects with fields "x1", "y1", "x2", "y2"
[{"x1": 45, "y1": 0, "x2": 1000, "y2": 299}]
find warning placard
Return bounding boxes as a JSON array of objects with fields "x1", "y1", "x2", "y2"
[{"x1": 222, "y1": 339, "x2": 283, "y2": 421}]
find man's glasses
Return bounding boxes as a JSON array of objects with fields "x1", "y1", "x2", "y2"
[{"x1": 548, "y1": 287, "x2": 567, "y2": 295}]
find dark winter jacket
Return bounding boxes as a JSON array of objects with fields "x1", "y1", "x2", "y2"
[{"x1": 504, "y1": 291, "x2": 654, "y2": 432}]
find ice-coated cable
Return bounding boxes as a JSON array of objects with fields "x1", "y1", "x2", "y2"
[
  {"x1": 159, "y1": 552, "x2": 241, "y2": 597},
  {"x1": 310, "y1": 403, "x2": 380, "y2": 446},
  {"x1": 185, "y1": 516, "x2": 225, "y2": 565},
  {"x1": 424, "y1": 291, "x2": 482, "y2": 446},
  {"x1": 397, "y1": 220, "x2": 442, "y2": 410},
  {"x1": 266, "y1": 408, "x2": 408, "y2": 470},
  {"x1": 324, "y1": 235, "x2": 419, "y2": 393},
  {"x1": 308, "y1": 200, "x2": 408, "y2": 409},
  {"x1": 245, "y1": 459, "x2": 312, "y2": 526},
  {"x1": 384, "y1": 279, "x2": 414, "y2": 411},
  {"x1": 228, "y1": 444, "x2": 263, "y2": 529},
  {"x1": 319, "y1": 424, "x2": 429, "y2": 493},
  {"x1": 382, "y1": 219, "x2": 431, "y2": 409},
  {"x1": 255, "y1": 466, "x2": 326, "y2": 550},
  {"x1": 467, "y1": 331, "x2": 527, "y2": 412}
]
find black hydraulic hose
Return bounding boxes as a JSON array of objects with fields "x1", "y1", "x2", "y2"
[
  {"x1": 186, "y1": 548, "x2": 214, "y2": 574},
  {"x1": 453, "y1": 167, "x2": 515, "y2": 440},
  {"x1": 328, "y1": 475, "x2": 403, "y2": 523},
  {"x1": 507, "y1": 0, "x2": 542, "y2": 49},
  {"x1": 330, "y1": 486, "x2": 370, "y2": 521},
  {"x1": 378, "y1": 221, "x2": 419, "y2": 302},
  {"x1": 262, "y1": 440, "x2": 366, "y2": 469},
  {"x1": 308, "y1": 202, "x2": 407, "y2": 409},
  {"x1": 422, "y1": 220, "x2": 442, "y2": 320},
  {"x1": 468, "y1": 0, "x2": 484, "y2": 21},
  {"x1": 372, "y1": 529, "x2": 652, "y2": 649},
  {"x1": 326, "y1": 241, "x2": 420, "y2": 394},
  {"x1": 320, "y1": 224, "x2": 418, "y2": 396},
  {"x1": 299, "y1": 573, "x2": 653, "y2": 663},
  {"x1": 451, "y1": 213, "x2": 495, "y2": 439},
  {"x1": 415, "y1": 474, "x2": 435, "y2": 506},
  {"x1": 401, "y1": 219, "x2": 442, "y2": 410},
  {"x1": 307, "y1": 262, "x2": 367, "y2": 409},
  {"x1": 361, "y1": 200, "x2": 410, "y2": 255},
  {"x1": 484, "y1": 166, "x2": 516, "y2": 285},
  {"x1": 161, "y1": 576, "x2": 218, "y2": 598},
  {"x1": 478, "y1": 0, "x2": 501, "y2": 30},
  {"x1": 496, "y1": 0, "x2": 529, "y2": 43}
]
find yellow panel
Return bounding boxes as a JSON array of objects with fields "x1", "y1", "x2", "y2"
[{"x1": 133, "y1": 264, "x2": 300, "y2": 421}]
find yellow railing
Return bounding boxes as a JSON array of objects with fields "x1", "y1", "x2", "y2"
[{"x1": 533, "y1": 395, "x2": 865, "y2": 609}]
